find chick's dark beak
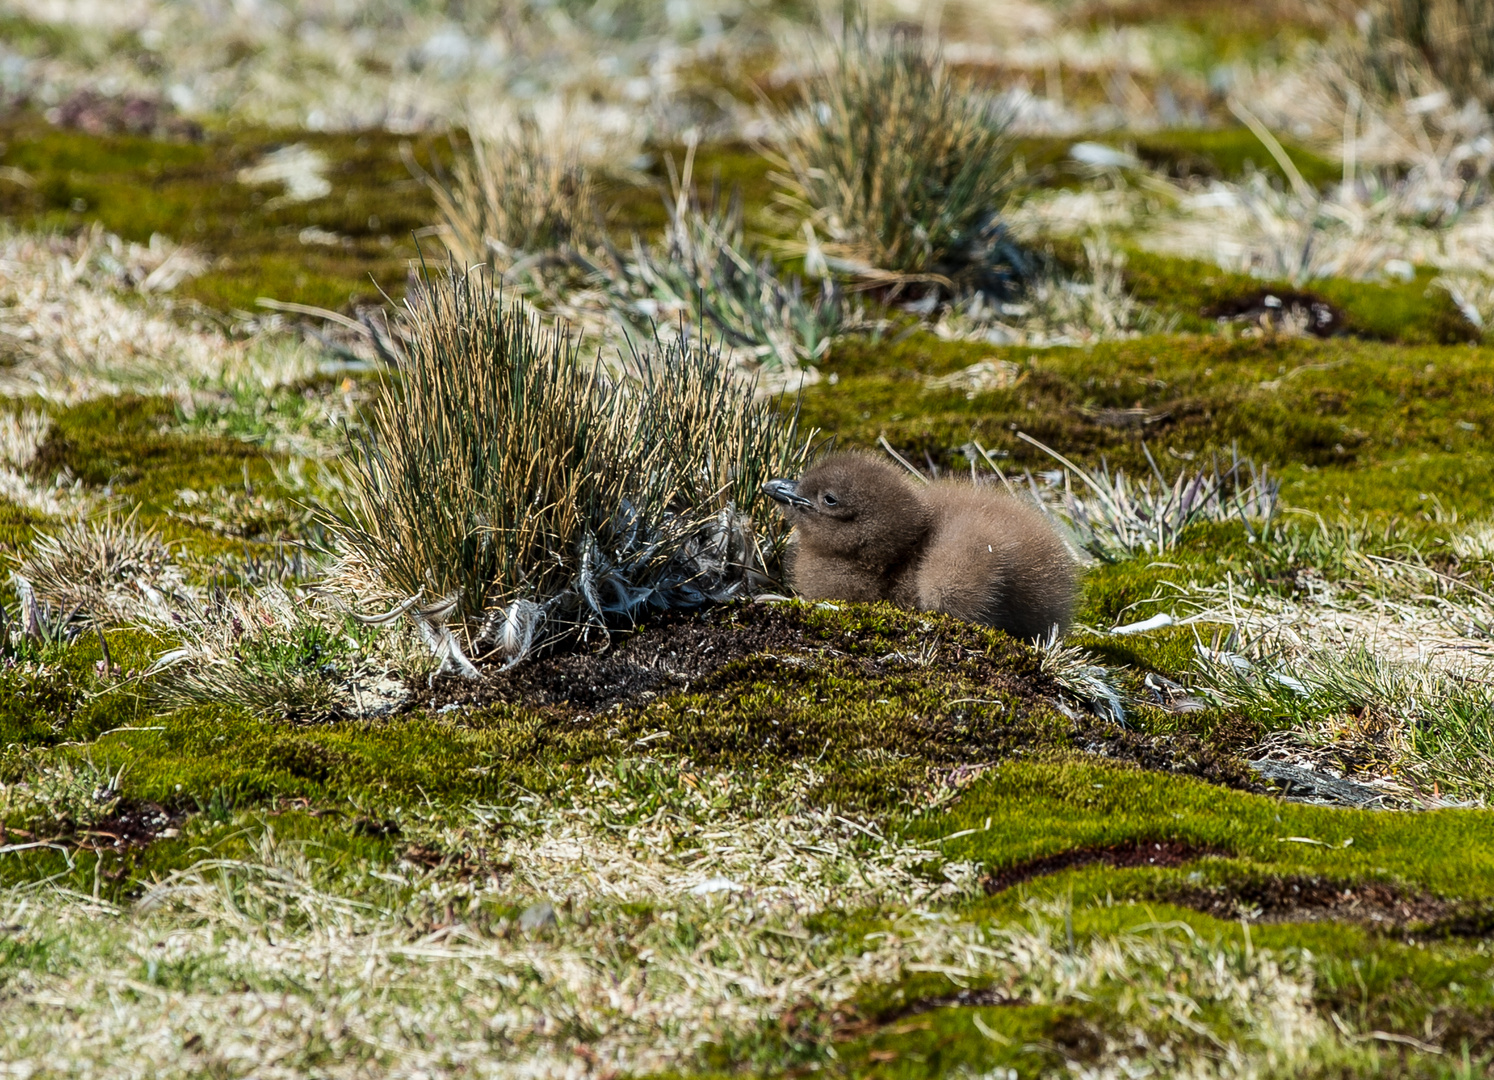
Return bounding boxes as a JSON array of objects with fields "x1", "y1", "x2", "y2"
[{"x1": 762, "y1": 477, "x2": 813, "y2": 510}]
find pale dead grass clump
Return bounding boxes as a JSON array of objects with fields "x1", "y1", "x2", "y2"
[
  {"x1": 0, "y1": 765, "x2": 1368, "y2": 1078},
  {"x1": 1010, "y1": 78, "x2": 1494, "y2": 289},
  {"x1": 0, "y1": 407, "x2": 88, "y2": 516},
  {"x1": 419, "y1": 116, "x2": 596, "y2": 278},
  {"x1": 15, "y1": 510, "x2": 193, "y2": 627},
  {"x1": 12, "y1": 513, "x2": 413, "y2": 718},
  {"x1": 969, "y1": 437, "x2": 1279, "y2": 562},
  {"x1": 0, "y1": 756, "x2": 124, "y2": 836},
  {"x1": 142, "y1": 584, "x2": 413, "y2": 721},
  {"x1": 0, "y1": 225, "x2": 323, "y2": 407},
  {"x1": 932, "y1": 236, "x2": 1174, "y2": 345}
]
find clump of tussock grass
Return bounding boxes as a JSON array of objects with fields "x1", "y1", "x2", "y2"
[
  {"x1": 970, "y1": 437, "x2": 1280, "y2": 562},
  {"x1": 932, "y1": 236, "x2": 1175, "y2": 346},
  {"x1": 14, "y1": 509, "x2": 193, "y2": 628},
  {"x1": 0, "y1": 407, "x2": 86, "y2": 516},
  {"x1": 329, "y1": 266, "x2": 809, "y2": 670},
  {"x1": 414, "y1": 116, "x2": 597, "y2": 280},
  {"x1": 1361, "y1": 0, "x2": 1494, "y2": 111},
  {"x1": 426, "y1": 133, "x2": 844, "y2": 372},
  {"x1": 1197, "y1": 639, "x2": 1494, "y2": 803},
  {"x1": 0, "y1": 756, "x2": 125, "y2": 836},
  {"x1": 146, "y1": 586, "x2": 409, "y2": 721},
  {"x1": 1035, "y1": 632, "x2": 1126, "y2": 725},
  {"x1": 773, "y1": 21, "x2": 1025, "y2": 291}
]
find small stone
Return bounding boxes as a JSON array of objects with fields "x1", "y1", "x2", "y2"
[
  {"x1": 690, "y1": 877, "x2": 742, "y2": 896},
  {"x1": 518, "y1": 901, "x2": 557, "y2": 932}
]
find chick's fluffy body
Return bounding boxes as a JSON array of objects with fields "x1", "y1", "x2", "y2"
[{"x1": 778, "y1": 453, "x2": 1076, "y2": 639}]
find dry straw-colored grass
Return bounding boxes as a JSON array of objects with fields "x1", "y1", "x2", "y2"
[
  {"x1": 14, "y1": 509, "x2": 191, "y2": 625},
  {"x1": 416, "y1": 116, "x2": 597, "y2": 278},
  {"x1": 932, "y1": 235, "x2": 1175, "y2": 345},
  {"x1": 0, "y1": 764, "x2": 1375, "y2": 1079},
  {"x1": 0, "y1": 407, "x2": 87, "y2": 516},
  {"x1": 1140, "y1": 519, "x2": 1494, "y2": 801},
  {"x1": 0, "y1": 225, "x2": 324, "y2": 410},
  {"x1": 1362, "y1": 0, "x2": 1494, "y2": 110}
]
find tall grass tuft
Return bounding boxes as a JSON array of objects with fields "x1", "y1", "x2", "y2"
[
  {"x1": 1363, "y1": 0, "x2": 1494, "y2": 109},
  {"x1": 774, "y1": 22, "x2": 1023, "y2": 290},
  {"x1": 414, "y1": 117, "x2": 595, "y2": 277},
  {"x1": 330, "y1": 266, "x2": 808, "y2": 669}
]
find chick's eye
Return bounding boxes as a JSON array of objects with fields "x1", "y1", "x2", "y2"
[{"x1": 822, "y1": 492, "x2": 838, "y2": 506}]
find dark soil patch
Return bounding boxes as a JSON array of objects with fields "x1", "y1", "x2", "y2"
[
  {"x1": 77, "y1": 800, "x2": 180, "y2": 851},
  {"x1": 1165, "y1": 876, "x2": 1494, "y2": 937},
  {"x1": 420, "y1": 603, "x2": 829, "y2": 715},
  {"x1": 831, "y1": 985, "x2": 1021, "y2": 1042},
  {"x1": 1204, "y1": 289, "x2": 1345, "y2": 337},
  {"x1": 413, "y1": 601, "x2": 1266, "y2": 796},
  {"x1": 982, "y1": 838, "x2": 1222, "y2": 894}
]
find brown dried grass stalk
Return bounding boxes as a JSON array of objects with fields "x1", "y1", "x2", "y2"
[
  {"x1": 1364, "y1": 0, "x2": 1494, "y2": 108},
  {"x1": 414, "y1": 117, "x2": 595, "y2": 274}
]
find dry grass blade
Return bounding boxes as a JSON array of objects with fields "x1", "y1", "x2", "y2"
[
  {"x1": 330, "y1": 265, "x2": 809, "y2": 667},
  {"x1": 987, "y1": 435, "x2": 1279, "y2": 561},
  {"x1": 414, "y1": 116, "x2": 596, "y2": 280}
]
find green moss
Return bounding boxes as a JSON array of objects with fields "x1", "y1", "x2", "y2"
[
  {"x1": 1069, "y1": 624, "x2": 1203, "y2": 677},
  {"x1": 0, "y1": 15, "x2": 84, "y2": 59},
  {"x1": 0, "y1": 501, "x2": 51, "y2": 565},
  {"x1": 0, "y1": 629, "x2": 164, "y2": 752},
  {"x1": 917, "y1": 758, "x2": 1494, "y2": 899},
  {"x1": 2, "y1": 604, "x2": 1046, "y2": 817},
  {"x1": 1079, "y1": 0, "x2": 1332, "y2": 67},
  {"x1": 21, "y1": 394, "x2": 327, "y2": 558},
  {"x1": 1130, "y1": 128, "x2": 1341, "y2": 189},
  {"x1": 808, "y1": 331, "x2": 1494, "y2": 519},
  {"x1": 0, "y1": 113, "x2": 449, "y2": 313},
  {"x1": 1116, "y1": 249, "x2": 1478, "y2": 344}
]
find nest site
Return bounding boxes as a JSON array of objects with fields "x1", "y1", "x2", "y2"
[{"x1": 8, "y1": 1, "x2": 1494, "y2": 1077}]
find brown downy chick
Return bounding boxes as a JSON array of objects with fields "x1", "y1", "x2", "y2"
[
  {"x1": 763, "y1": 452, "x2": 1078, "y2": 640},
  {"x1": 763, "y1": 453, "x2": 932, "y2": 604}
]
